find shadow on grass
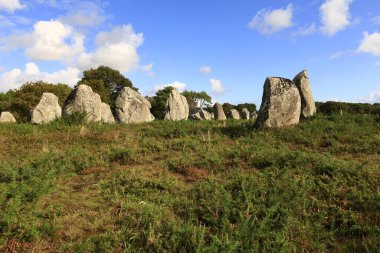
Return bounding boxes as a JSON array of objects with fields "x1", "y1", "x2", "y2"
[{"x1": 219, "y1": 120, "x2": 257, "y2": 138}]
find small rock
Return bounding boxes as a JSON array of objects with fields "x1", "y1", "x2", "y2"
[
  {"x1": 189, "y1": 108, "x2": 212, "y2": 120},
  {"x1": 101, "y1": 103, "x2": 116, "y2": 124},
  {"x1": 31, "y1": 93, "x2": 61, "y2": 124},
  {"x1": 250, "y1": 111, "x2": 258, "y2": 120},
  {"x1": 241, "y1": 108, "x2": 250, "y2": 120},
  {"x1": 0, "y1": 111, "x2": 16, "y2": 123},
  {"x1": 227, "y1": 109, "x2": 241, "y2": 120}
]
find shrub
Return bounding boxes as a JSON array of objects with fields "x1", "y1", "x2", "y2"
[{"x1": 7, "y1": 81, "x2": 72, "y2": 122}]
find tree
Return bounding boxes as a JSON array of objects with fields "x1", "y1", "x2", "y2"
[
  {"x1": 182, "y1": 90, "x2": 212, "y2": 109},
  {"x1": 150, "y1": 86, "x2": 174, "y2": 120},
  {"x1": 8, "y1": 81, "x2": 72, "y2": 122},
  {"x1": 77, "y1": 66, "x2": 135, "y2": 108},
  {"x1": 235, "y1": 103, "x2": 257, "y2": 114},
  {"x1": 0, "y1": 90, "x2": 15, "y2": 112},
  {"x1": 222, "y1": 103, "x2": 235, "y2": 115},
  {"x1": 318, "y1": 101, "x2": 349, "y2": 115}
]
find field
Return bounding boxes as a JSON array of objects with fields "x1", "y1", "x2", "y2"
[{"x1": 0, "y1": 114, "x2": 379, "y2": 252}]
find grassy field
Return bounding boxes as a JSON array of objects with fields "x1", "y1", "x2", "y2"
[{"x1": 0, "y1": 114, "x2": 379, "y2": 252}]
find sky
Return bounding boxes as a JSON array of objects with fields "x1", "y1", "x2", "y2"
[{"x1": 0, "y1": 0, "x2": 380, "y2": 105}]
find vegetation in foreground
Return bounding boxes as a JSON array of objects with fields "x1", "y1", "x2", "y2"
[{"x1": 0, "y1": 114, "x2": 379, "y2": 252}]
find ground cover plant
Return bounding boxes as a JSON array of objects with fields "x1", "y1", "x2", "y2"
[{"x1": 0, "y1": 114, "x2": 379, "y2": 252}]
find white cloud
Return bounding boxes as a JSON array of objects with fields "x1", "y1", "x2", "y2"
[
  {"x1": 210, "y1": 79, "x2": 225, "y2": 94},
  {"x1": 0, "y1": 0, "x2": 24, "y2": 12},
  {"x1": 0, "y1": 62, "x2": 81, "y2": 92},
  {"x1": 357, "y1": 32, "x2": 380, "y2": 56},
  {"x1": 59, "y1": 10, "x2": 105, "y2": 27},
  {"x1": 95, "y1": 24, "x2": 143, "y2": 47},
  {"x1": 329, "y1": 50, "x2": 352, "y2": 59},
  {"x1": 372, "y1": 16, "x2": 380, "y2": 25},
  {"x1": 199, "y1": 65, "x2": 212, "y2": 74},
  {"x1": 1, "y1": 21, "x2": 146, "y2": 74},
  {"x1": 1, "y1": 19, "x2": 85, "y2": 64},
  {"x1": 359, "y1": 88, "x2": 380, "y2": 103},
  {"x1": 78, "y1": 24, "x2": 144, "y2": 73},
  {"x1": 291, "y1": 23, "x2": 317, "y2": 37},
  {"x1": 26, "y1": 20, "x2": 84, "y2": 63},
  {"x1": 0, "y1": 14, "x2": 15, "y2": 27},
  {"x1": 248, "y1": 4, "x2": 293, "y2": 34},
  {"x1": 142, "y1": 63, "x2": 154, "y2": 77},
  {"x1": 320, "y1": 0, "x2": 353, "y2": 35},
  {"x1": 154, "y1": 81, "x2": 187, "y2": 92},
  {"x1": 78, "y1": 43, "x2": 140, "y2": 73}
]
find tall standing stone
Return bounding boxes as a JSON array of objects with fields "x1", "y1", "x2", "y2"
[
  {"x1": 293, "y1": 70, "x2": 316, "y2": 118},
  {"x1": 255, "y1": 77, "x2": 301, "y2": 128},
  {"x1": 227, "y1": 109, "x2": 241, "y2": 120},
  {"x1": 101, "y1": 102, "x2": 116, "y2": 124},
  {"x1": 62, "y1": 85, "x2": 102, "y2": 122},
  {"x1": 0, "y1": 112, "x2": 16, "y2": 123},
  {"x1": 31, "y1": 93, "x2": 62, "y2": 124},
  {"x1": 115, "y1": 87, "x2": 154, "y2": 123},
  {"x1": 213, "y1": 103, "x2": 227, "y2": 121},
  {"x1": 241, "y1": 108, "x2": 250, "y2": 120},
  {"x1": 164, "y1": 89, "x2": 189, "y2": 121}
]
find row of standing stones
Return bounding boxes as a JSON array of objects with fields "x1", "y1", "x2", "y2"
[{"x1": 0, "y1": 70, "x2": 315, "y2": 128}]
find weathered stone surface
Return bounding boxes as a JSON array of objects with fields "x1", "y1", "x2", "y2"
[
  {"x1": 227, "y1": 109, "x2": 241, "y2": 120},
  {"x1": 241, "y1": 108, "x2": 250, "y2": 120},
  {"x1": 164, "y1": 89, "x2": 189, "y2": 121},
  {"x1": 293, "y1": 70, "x2": 316, "y2": 118},
  {"x1": 255, "y1": 77, "x2": 301, "y2": 128},
  {"x1": 31, "y1": 93, "x2": 61, "y2": 124},
  {"x1": 0, "y1": 111, "x2": 16, "y2": 123},
  {"x1": 213, "y1": 103, "x2": 227, "y2": 120},
  {"x1": 63, "y1": 85, "x2": 102, "y2": 122},
  {"x1": 189, "y1": 107, "x2": 212, "y2": 120},
  {"x1": 250, "y1": 111, "x2": 258, "y2": 120},
  {"x1": 115, "y1": 87, "x2": 154, "y2": 123},
  {"x1": 101, "y1": 103, "x2": 116, "y2": 124}
]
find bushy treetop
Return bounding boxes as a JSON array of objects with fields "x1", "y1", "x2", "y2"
[
  {"x1": 4, "y1": 81, "x2": 72, "y2": 122},
  {"x1": 77, "y1": 66, "x2": 135, "y2": 108},
  {"x1": 182, "y1": 90, "x2": 212, "y2": 109}
]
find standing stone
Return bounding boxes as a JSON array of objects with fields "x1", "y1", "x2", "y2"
[
  {"x1": 115, "y1": 87, "x2": 154, "y2": 123},
  {"x1": 241, "y1": 108, "x2": 250, "y2": 120},
  {"x1": 250, "y1": 111, "x2": 258, "y2": 120},
  {"x1": 189, "y1": 107, "x2": 212, "y2": 120},
  {"x1": 213, "y1": 103, "x2": 227, "y2": 120},
  {"x1": 227, "y1": 109, "x2": 241, "y2": 120},
  {"x1": 101, "y1": 103, "x2": 115, "y2": 124},
  {"x1": 31, "y1": 93, "x2": 61, "y2": 124},
  {"x1": 0, "y1": 111, "x2": 16, "y2": 123},
  {"x1": 62, "y1": 85, "x2": 102, "y2": 122},
  {"x1": 164, "y1": 89, "x2": 189, "y2": 121},
  {"x1": 255, "y1": 77, "x2": 301, "y2": 128},
  {"x1": 293, "y1": 70, "x2": 316, "y2": 118}
]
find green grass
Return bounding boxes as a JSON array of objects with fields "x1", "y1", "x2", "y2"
[{"x1": 0, "y1": 114, "x2": 379, "y2": 252}]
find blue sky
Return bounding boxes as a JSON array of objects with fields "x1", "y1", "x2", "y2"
[{"x1": 0, "y1": 0, "x2": 380, "y2": 105}]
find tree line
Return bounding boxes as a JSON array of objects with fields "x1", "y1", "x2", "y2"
[
  {"x1": 0, "y1": 66, "x2": 257, "y2": 122},
  {"x1": 1, "y1": 66, "x2": 378, "y2": 123}
]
